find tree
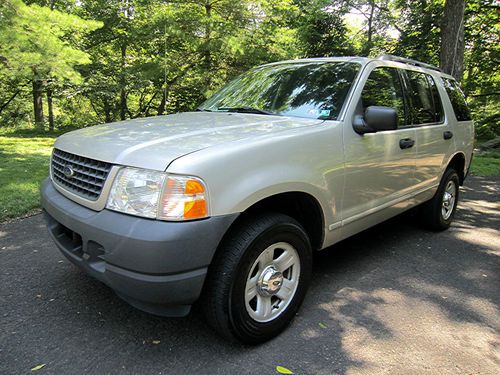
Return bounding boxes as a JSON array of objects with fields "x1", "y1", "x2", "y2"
[
  {"x1": 440, "y1": 0, "x2": 466, "y2": 80},
  {"x1": 0, "y1": 0, "x2": 497, "y2": 140},
  {"x1": 344, "y1": 0, "x2": 396, "y2": 57},
  {"x1": 0, "y1": 0, "x2": 101, "y2": 129},
  {"x1": 393, "y1": 0, "x2": 442, "y2": 65},
  {"x1": 462, "y1": 0, "x2": 499, "y2": 139},
  {"x1": 295, "y1": 0, "x2": 354, "y2": 57}
]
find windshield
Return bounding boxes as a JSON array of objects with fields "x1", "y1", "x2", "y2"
[{"x1": 199, "y1": 61, "x2": 360, "y2": 120}]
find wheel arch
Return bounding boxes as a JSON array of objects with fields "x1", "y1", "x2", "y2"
[
  {"x1": 445, "y1": 152, "x2": 466, "y2": 185},
  {"x1": 222, "y1": 190, "x2": 326, "y2": 252}
]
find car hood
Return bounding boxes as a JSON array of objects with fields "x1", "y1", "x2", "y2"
[{"x1": 54, "y1": 112, "x2": 323, "y2": 171}]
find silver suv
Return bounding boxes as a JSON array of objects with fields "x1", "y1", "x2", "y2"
[{"x1": 41, "y1": 55, "x2": 474, "y2": 343}]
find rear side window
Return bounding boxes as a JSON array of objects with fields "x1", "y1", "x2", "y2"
[
  {"x1": 406, "y1": 70, "x2": 443, "y2": 124},
  {"x1": 443, "y1": 78, "x2": 472, "y2": 121},
  {"x1": 361, "y1": 67, "x2": 407, "y2": 126},
  {"x1": 426, "y1": 75, "x2": 444, "y2": 122}
]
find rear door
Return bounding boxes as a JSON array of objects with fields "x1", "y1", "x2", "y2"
[
  {"x1": 402, "y1": 69, "x2": 454, "y2": 190},
  {"x1": 441, "y1": 78, "x2": 475, "y2": 172}
]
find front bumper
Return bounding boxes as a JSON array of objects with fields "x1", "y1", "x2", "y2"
[{"x1": 41, "y1": 178, "x2": 238, "y2": 316}]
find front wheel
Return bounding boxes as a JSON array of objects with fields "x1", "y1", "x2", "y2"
[
  {"x1": 420, "y1": 168, "x2": 460, "y2": 231},
  {"x1": 202, "y1": 213, "x2": 312, "y2": 344}
]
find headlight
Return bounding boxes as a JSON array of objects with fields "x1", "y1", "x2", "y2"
[{"x1": 106, "y1": 168, "x2": 209, "y2": 221}]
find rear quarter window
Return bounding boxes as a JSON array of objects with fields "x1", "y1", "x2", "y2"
[{"x1": 442, "y1": 78, "x2": 472, "y2": 121}]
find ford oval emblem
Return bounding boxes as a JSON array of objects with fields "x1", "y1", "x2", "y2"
[{"x1": 63, "y1": 165, "x2": 75, "y2": 179}]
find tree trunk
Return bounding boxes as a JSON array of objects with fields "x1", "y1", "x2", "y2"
[
  {"x1": 0, "y1": 90, "x2": 20, "y2": 114},
  {"x1": 363, "y1": 0, "x2": 375, "y2": 56},
  {"x1": 440, "y1": 0, "x2": 466, "y2": 80},
  {"x1": 32, "y1": 77, "x2": 44, "y2": 129},
  {"x1": 157, "y1": 89, "x2": 166, "y2": 115},
  {"x1": 47, "y1": 84, "x2": 54, "y2": 131},
  {"x1": 103, "y1": 99, "x2": 112, "y2": 123},
  {"x1": 204, "y1": 2, "x2": 212, "y2": 69},
  {"x1": 120, "y1": 43, "x2": 127, "y2": 120},
  {"x1": 120, "y1": 88, "x2": 127, "y2": 121},
  {"x1": 202, "y1": 1, "x2": 213, "y2": 89}
]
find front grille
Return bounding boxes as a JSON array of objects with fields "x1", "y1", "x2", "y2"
[{"x1": 51, "y1": 149, "x2": 112, "y2": 201}]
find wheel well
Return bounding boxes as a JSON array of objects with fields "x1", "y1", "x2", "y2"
[
  {"x1": 447, "y1": 153, "x2": 466, "y2": 185},
  {"x1": 238, "y1": 192, "x2": 324, "y2": 250}
]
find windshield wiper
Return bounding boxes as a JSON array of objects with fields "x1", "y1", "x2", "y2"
[
  {"x1": 195, "y1": 108, "x2": 213, "y2": 112},
  {"x1": 217, "y1": 106, "x2": 277, "y2": 116}
]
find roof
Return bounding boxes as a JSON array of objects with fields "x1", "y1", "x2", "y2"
[
  {"x1": 262, "y1": 56, "x2": 371, "y2": 66},
  {"x1": 261, "y1": 55, "x2": 450, "y2": 77}
]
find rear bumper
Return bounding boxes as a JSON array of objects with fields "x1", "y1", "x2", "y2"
[{"x1": 41, "y1": 178, "x2": 238, "y2": 316}]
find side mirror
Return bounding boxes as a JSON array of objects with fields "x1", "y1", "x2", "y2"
[{"x1": 353, "y1": 106, "x2": 399, "y2": 134}]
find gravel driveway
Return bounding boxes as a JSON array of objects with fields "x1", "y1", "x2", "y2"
[{"x1": 1, "y1": 176, "x2": 499, "y2": 375}]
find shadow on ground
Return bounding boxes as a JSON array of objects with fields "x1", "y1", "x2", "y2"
[{"x1": 0, "y1": 177, "x2": 498, "y2": 374}]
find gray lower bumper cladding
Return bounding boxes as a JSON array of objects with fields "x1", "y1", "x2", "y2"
[{"x1": 40, "y1": 178, "x2": 238, "y2": 317}]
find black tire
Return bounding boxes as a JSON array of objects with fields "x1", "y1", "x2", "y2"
[
  {"x1": 201, "y1": 212, "x2": 312, "y2": 344},
  {"x1": 420, "y1": 168, "x2": 460, "y2": 231}
]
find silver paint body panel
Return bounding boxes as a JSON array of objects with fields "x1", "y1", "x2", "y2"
[{"x1": 52, "y1": 57, "x2": 474, "y2": 250}]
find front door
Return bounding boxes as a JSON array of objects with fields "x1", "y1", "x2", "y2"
[{"x1": 342, "y1": 64, "x2": 418, "y2": 225}]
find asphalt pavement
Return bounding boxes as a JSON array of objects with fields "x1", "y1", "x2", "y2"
[{"x1": 1, "y1": 176, "x2": 499, "y2": 375}]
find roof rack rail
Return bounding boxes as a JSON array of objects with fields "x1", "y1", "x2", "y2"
[{"x1": 377, "y1": 54, "x2": 442, "y2": 72}]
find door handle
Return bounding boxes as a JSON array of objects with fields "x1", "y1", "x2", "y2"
[
  {"x1": 443, "y1": 131, "x2": 453, "y2": 140},
  {"x1": 399, "y1": 138, "x2": 415, "y2": 149}
]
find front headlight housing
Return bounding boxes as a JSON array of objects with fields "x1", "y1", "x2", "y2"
[{"x1": 106, "y1": 168, "x2": 209, "y2": 221}]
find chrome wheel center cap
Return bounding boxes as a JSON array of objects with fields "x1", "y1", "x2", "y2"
[
  {"x1": 443, "y1": 192, "x2": 452, "y2": 207},
  {"x1": 257, "y1": 266, "x2": 283, "y2": 296}
]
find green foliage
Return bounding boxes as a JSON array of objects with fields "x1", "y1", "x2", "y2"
[
  {"x1": 0, "y1": 0, "x2": 102, "y2": 129},
  {"x1": 463, "y1": 0, "x2": 499, "y2": 139},
  {"x1": 0, "y1": 0, "x2": 497, "y2": 140},
  {"x1": 393, "y1": 0, "x2": 443, "y2": 65},
  {"x1": 0, "y1": 134, "x2": 55, "y2": 222},
  {"x1": 471, "y1": 150, "x2": 500, "y2": 176},
  {"x1": 295, "y1": 0, "x2": 353, "y2": 57},
  {"x1": 471, "y1": 101, "x2": 500, "y2": 140},
  {"x1": 0, "y1": 0, "x2": 499, "y2": 221},
  {"x1": 0, "y1": 0, "x2": 102, "y2": 82}
]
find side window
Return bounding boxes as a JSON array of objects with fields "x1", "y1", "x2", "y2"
[
  {"x1": 443, "y1": 78, "x2": 472, "y2": 121},
  {"x1": 361, "y1": 67, "x2": 406, "y2": 126},
  {"x1": 426, "y1": 75, "x2": 444, "y2": 122},
  {"x1": 406, "y1": 70, "x2": 441, "y2": 124}
]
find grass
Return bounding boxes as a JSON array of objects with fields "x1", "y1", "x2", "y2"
[
  {"x1": 0, "y1": 134, "x2": 55, "y2": 222},
  {"x1": 0, "y1": 128, "x2": 498, "y2": 222},
  {"x1": 470, "y1": 150, "x2": 500, "y2": 176}
]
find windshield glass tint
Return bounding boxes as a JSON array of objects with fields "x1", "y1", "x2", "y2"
[{"x1": 200, "y1": 62, "x2": 360, "y2": 120}]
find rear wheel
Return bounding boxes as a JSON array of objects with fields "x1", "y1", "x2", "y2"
[
  {"x1": 420, "y1": 168, "x2": 460, "y2": 231},
  {"x1": 202, "y1": 213, "x2": 312, "y2": 344}
]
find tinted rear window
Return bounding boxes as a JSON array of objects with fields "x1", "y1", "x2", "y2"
[
  {"x1": 443, "y1": 78, "x2": 471, "y2": 121},
  {"x1": 406, "y1": 70, "x2": 443, "y2": 124},
  {"x1": 426, "y1": 75, "x2": 444, "y2": 122}
]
